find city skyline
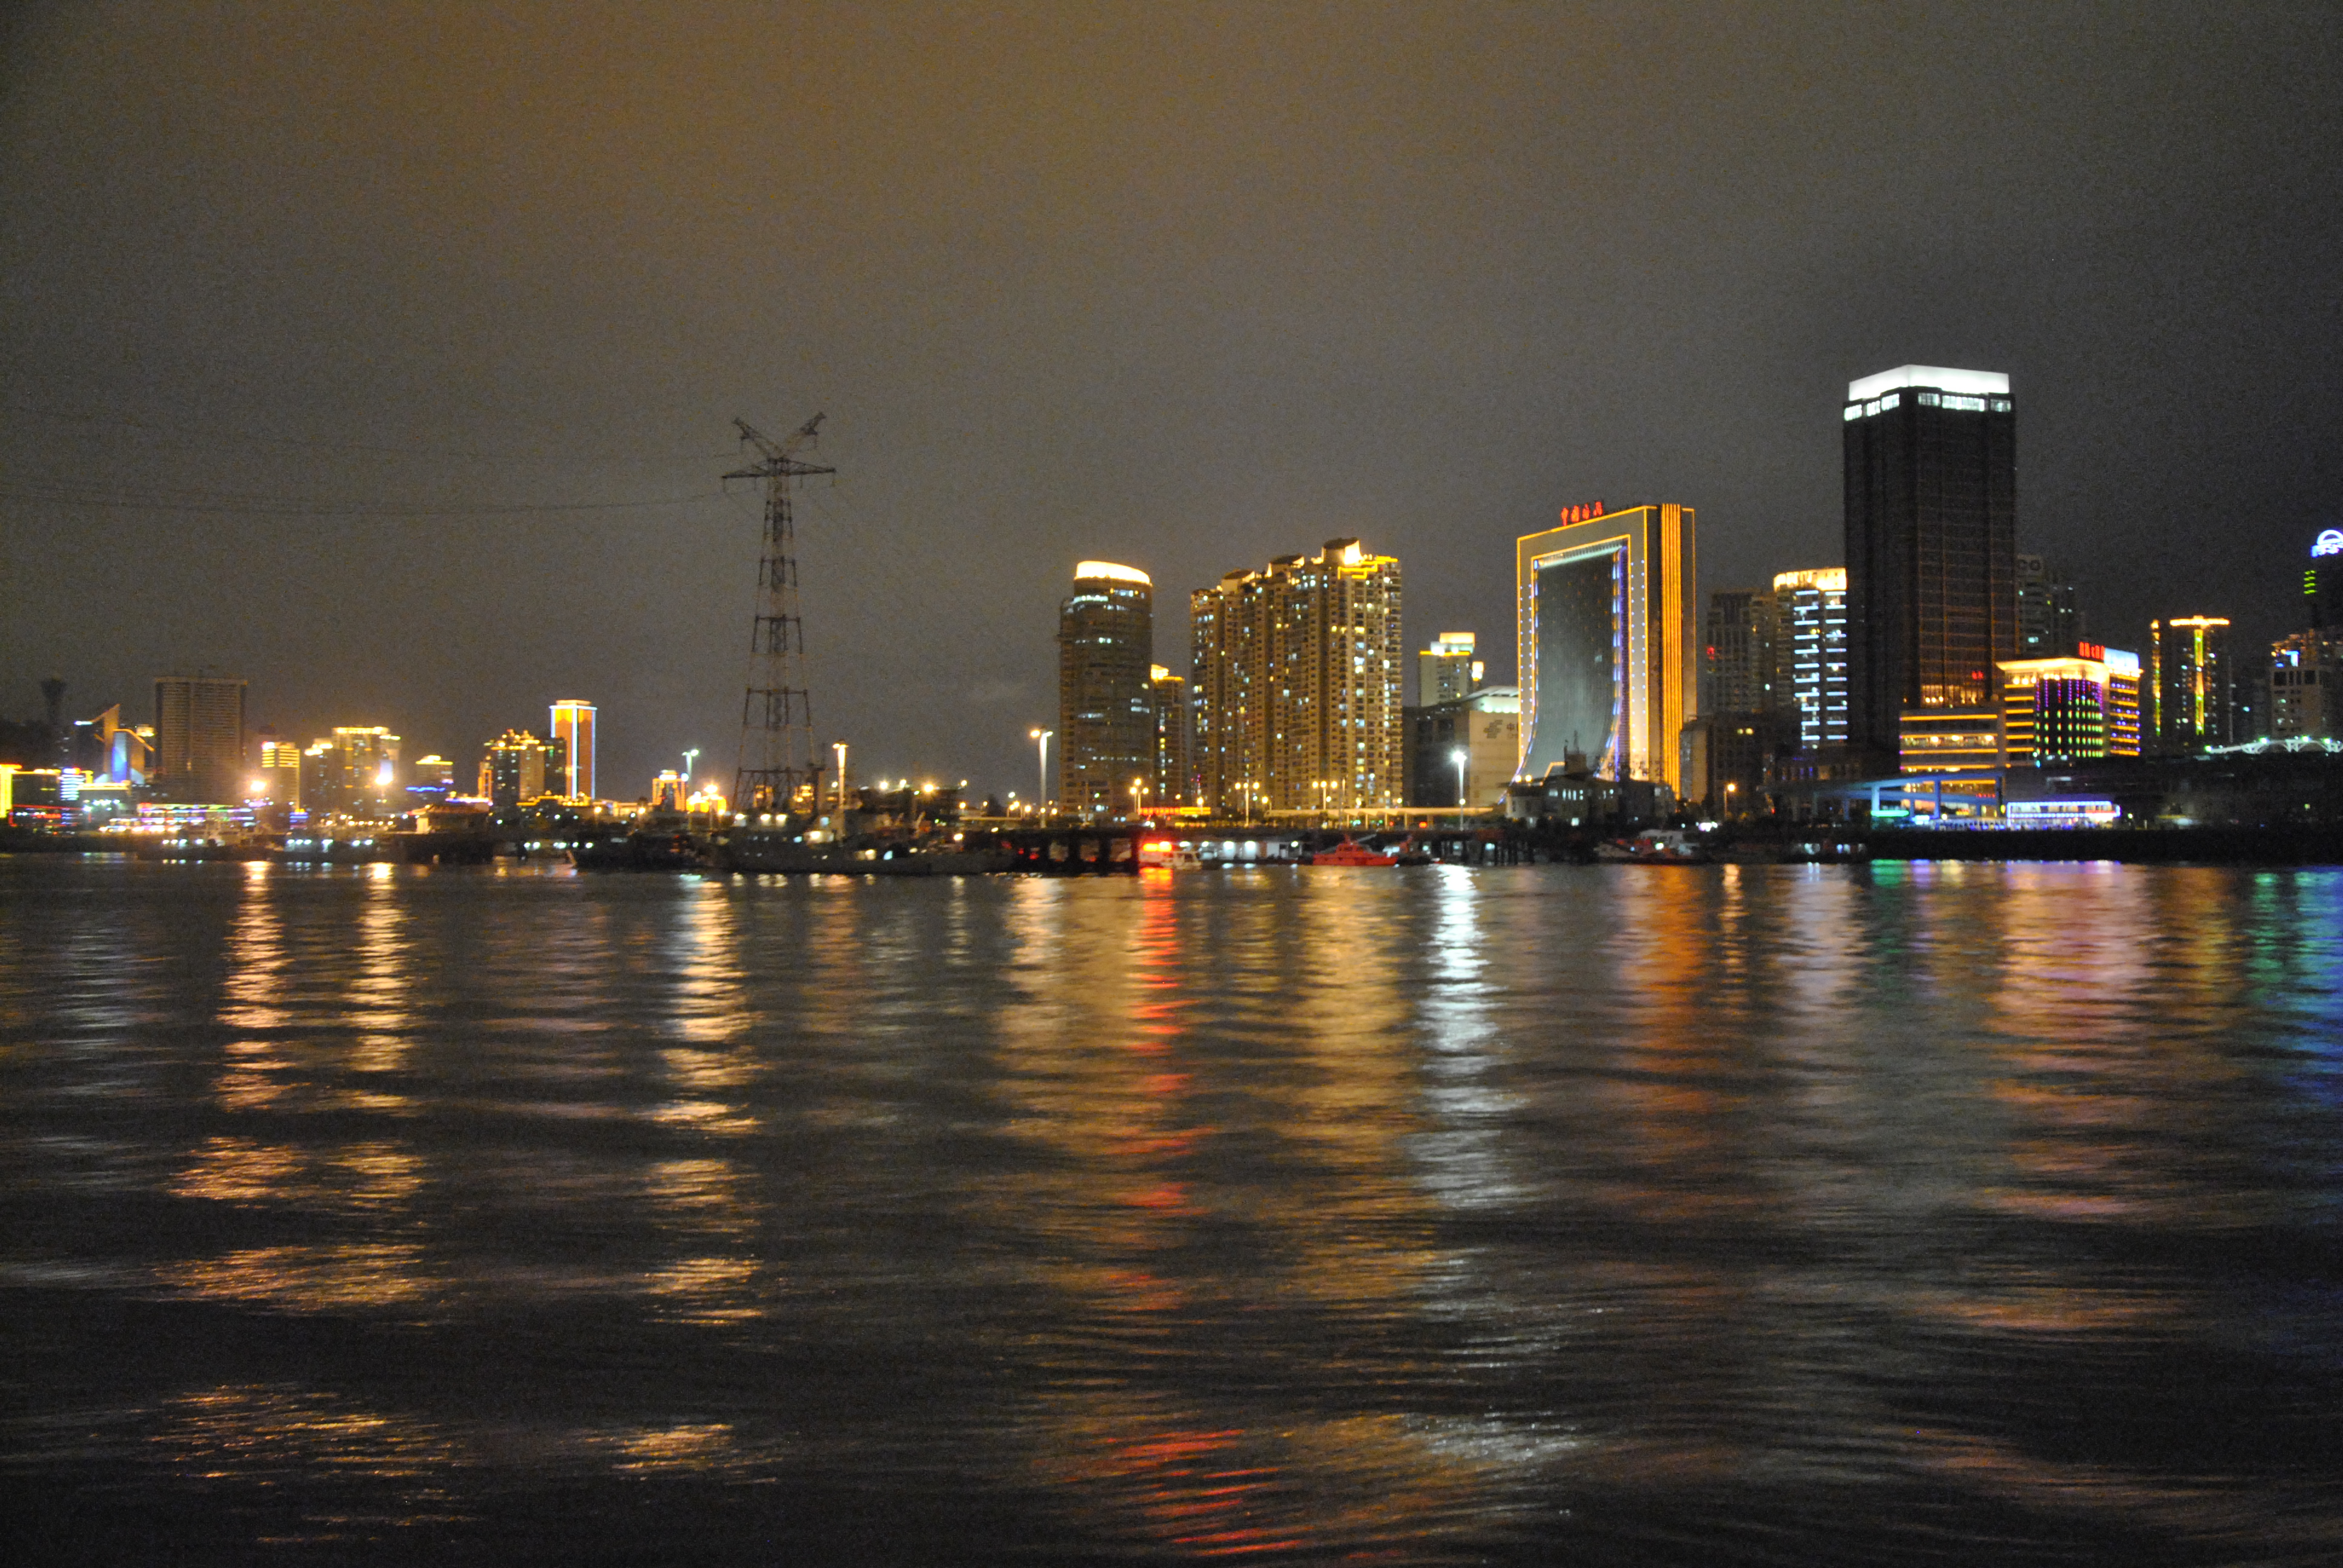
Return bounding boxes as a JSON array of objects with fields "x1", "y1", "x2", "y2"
[
  {"x1": 4, "y1": 8, "x2": 2339, "y2": 795},
  {"x1": 15, "y1": 501, "x2": 2343, "y2": 815}
]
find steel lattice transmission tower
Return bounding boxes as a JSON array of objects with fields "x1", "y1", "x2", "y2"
[{"x1": 726, "y1": 413, "x2": 834, "y2": 815}]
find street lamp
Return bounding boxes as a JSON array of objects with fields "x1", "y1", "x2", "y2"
[
  {"x1": 1452, "y1": 747, "x2": 1469, "y2": 832},
  {"x1": 833, "y1": 740, "x2": 849, "y2": 820},
  {"x1": 1130, "y1": 776, "x2": 1148, "y2": 822},
  {"x1": 1725, "y1": 780, "x2": 1738, "y2": 820},
  {"x1": 681, "y1": 748, "x2": 700, "y2": 814},
  {"x1": 1029, "y1": 728, "x2": 1053, "y2": 822}
]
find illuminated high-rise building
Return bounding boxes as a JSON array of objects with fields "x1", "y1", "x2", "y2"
[
  {"x1": 152, "y1": 673, "x2": 247, "y2": 803},
  {"x1": 1188, "y1": 572, "x2": 1257, "y2": 815},
  {"x1": 1775, "y1": 567, "x2": 1849, "y2": 753},
  {"x1": 1515, "y1": 505, "x2": 1696, "y2": 792},
  {"x1": 1147, "y1": 665, "x2": 1193, "y2": 809},
  {"x1": 1189, "y1": 538, "x2": 1404, "y2": 815},
  {"x1": 549, "y1": 701, "x2": 596, "y2": 800},
  {"x1": 286, "y1": 726, "x2": 402, "y2": 817},
  {"x1": 2268, "y1": 630, "x2": 2341, "y2": 741},
  {"x1": 2307, "y1": 527, "x2": 2343, "y2": 629},
  {"x1": 332, "y1": 727, "x2": 402, "y2": 795},
  {"x1": 1057, "y1": 562, "x2": 1156, "y2": 817},
  {"x1": 258, "y1": 739, "x2": 304, "y2": 805},
  {"x1": 2148, "y1": 618, "x2": 2236, "y2": 752},
  {"x1": 1417, "y1": 632, "x2": 1481, "y2": 707},
  {"x1": 1999, "y1": 645, "x2": 2141, "y2": 767},
  {"x1": 483, "y1": 729, "x2": 556, "y2": 812},
  {"x1": 1844, "y1": 367, "x2": 2018, "y2": 766}
]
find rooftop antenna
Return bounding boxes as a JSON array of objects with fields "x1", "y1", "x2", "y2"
[{"x1": 726, "y1": 414, "x2": 834, "y2": 817}]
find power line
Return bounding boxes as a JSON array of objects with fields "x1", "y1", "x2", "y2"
[
  {"x1": 0, "y1": 480, "x2": 724, "y2": 518},
  {"x1": 3, "y1": 400, "x2": 735, "y2": 464}
]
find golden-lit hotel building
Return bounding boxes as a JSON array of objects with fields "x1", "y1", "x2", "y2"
[
  {"x1": 1898, "y1": 705, "x2": 2007, "y2": 816},
  {"x1": 1189, "y1": 538, "x2": 1404, "y2": 815},
  {"x1": 1999, "y1": 644, "x2": 2141, "y2": 766},
  {"x1": 549, "y1": 700, "x2": 596, "y2": 800},
  {"x1": 258, "y1": 739, "x2": 303, "y2": 806},
  {"x1": 1515, "y1": 503, "x2": 1697, "y2": 795}
]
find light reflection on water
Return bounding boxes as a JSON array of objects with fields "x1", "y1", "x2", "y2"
[{"x1": 2, "y1": 857, "x2": 2341, "y2": 1564}]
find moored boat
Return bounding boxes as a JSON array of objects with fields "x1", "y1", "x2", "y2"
[
  {"x1": 716, "y1": 828, "x2": 1014, "y2": 875},
  {"x1": 1593, "y1": 828, "x2": 1711, "y2": 864},
  {"x1": 568, "y1": 829, "x2": 706, "y2": 871},
  {"x1": 1307, "y1": 837, "x2": 1399, "y2": 867}
]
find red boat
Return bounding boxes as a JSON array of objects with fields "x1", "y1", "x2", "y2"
[{"x1": 1308, "y1": 837, "x2": 1398, "y2": 867}]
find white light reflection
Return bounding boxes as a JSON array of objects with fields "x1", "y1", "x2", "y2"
[
  {"x1": 212, "y1": 860, "x2": 295, "y2": 1111},
  {"x1": 652, "y1": 881, "x2": 757, "y2": 1135},
  {"x1": 1411, "y1": 866, "x2": 1523, "y2": 1212}
]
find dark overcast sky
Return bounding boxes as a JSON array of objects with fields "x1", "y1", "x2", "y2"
[{"x1": 5, "y1": 2, "x2": 2340, "y2": 795}]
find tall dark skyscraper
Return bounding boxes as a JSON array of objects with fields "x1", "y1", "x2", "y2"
[
  {"x1": 1057, "y1": 561, "x2": 1155, "y2": 818},
  {"x1": 2015, "y1": 554, "x2": 2083, "y2": 657},
  {"x1": 1843, "y1": 366, "x2": 2017, "y2": 766},
  {"x1": 152, "y1": 673, "x2": 247, "y2": 803},
  {"x1": 1702, "y1": 587, "x2": 1781, "y2": 718}
]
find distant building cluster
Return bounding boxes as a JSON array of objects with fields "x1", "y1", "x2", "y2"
[
  {"x1": 1038, "y1": 363, "x2": 2343, "y2": 831},
  {"x1": 0, "y1": 685, "x2": 703, "y2": 840},
  {"x1": 1675, "y1": 366, "x2": 2332, "y2": 826}
]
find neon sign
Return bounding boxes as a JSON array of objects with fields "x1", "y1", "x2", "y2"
[
  {"x1": 1557, "y1": 501, "x2": 1608, "y2": 526},
  {"x1": 2313, "y1": 528, "x2": 2343, "y2": 558}
]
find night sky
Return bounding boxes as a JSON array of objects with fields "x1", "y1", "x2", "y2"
[{"x1": 5, "y1": 2, "x2": 2340, "y2": 796}]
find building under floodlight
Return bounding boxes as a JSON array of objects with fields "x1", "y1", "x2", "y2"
[{"x1": 1515, "y1": 504, "x2": 1697, "y2": 794}]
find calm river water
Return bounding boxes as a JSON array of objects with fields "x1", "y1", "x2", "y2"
[{"x1": 2, "y1": 855, "x2": 2340, "y2": 1564}]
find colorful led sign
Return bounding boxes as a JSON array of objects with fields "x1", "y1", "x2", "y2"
[{"x1": 2312, "y1": 528, "x2": 2343, "y2": 558}]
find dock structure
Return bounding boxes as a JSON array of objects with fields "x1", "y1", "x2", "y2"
[{"x1": 998, "y1": 822, "x2": 1533, "y2": 872}]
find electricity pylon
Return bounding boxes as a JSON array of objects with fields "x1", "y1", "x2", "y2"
[{"x1": 726, "y1": 413, "x2": 833, "y2": 817}]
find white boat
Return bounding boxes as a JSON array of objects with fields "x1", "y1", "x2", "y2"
[
  {"x1": 1593, "y1": 829, "x2": 1711, "y2": 864},
  {"x1": 1137, "y1": 838, "x2": 1204, "y2": 870}
]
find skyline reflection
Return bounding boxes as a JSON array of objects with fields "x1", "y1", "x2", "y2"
[{"x1": 1, "y1": 859, "x2": 2338, "y2": 1564}]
